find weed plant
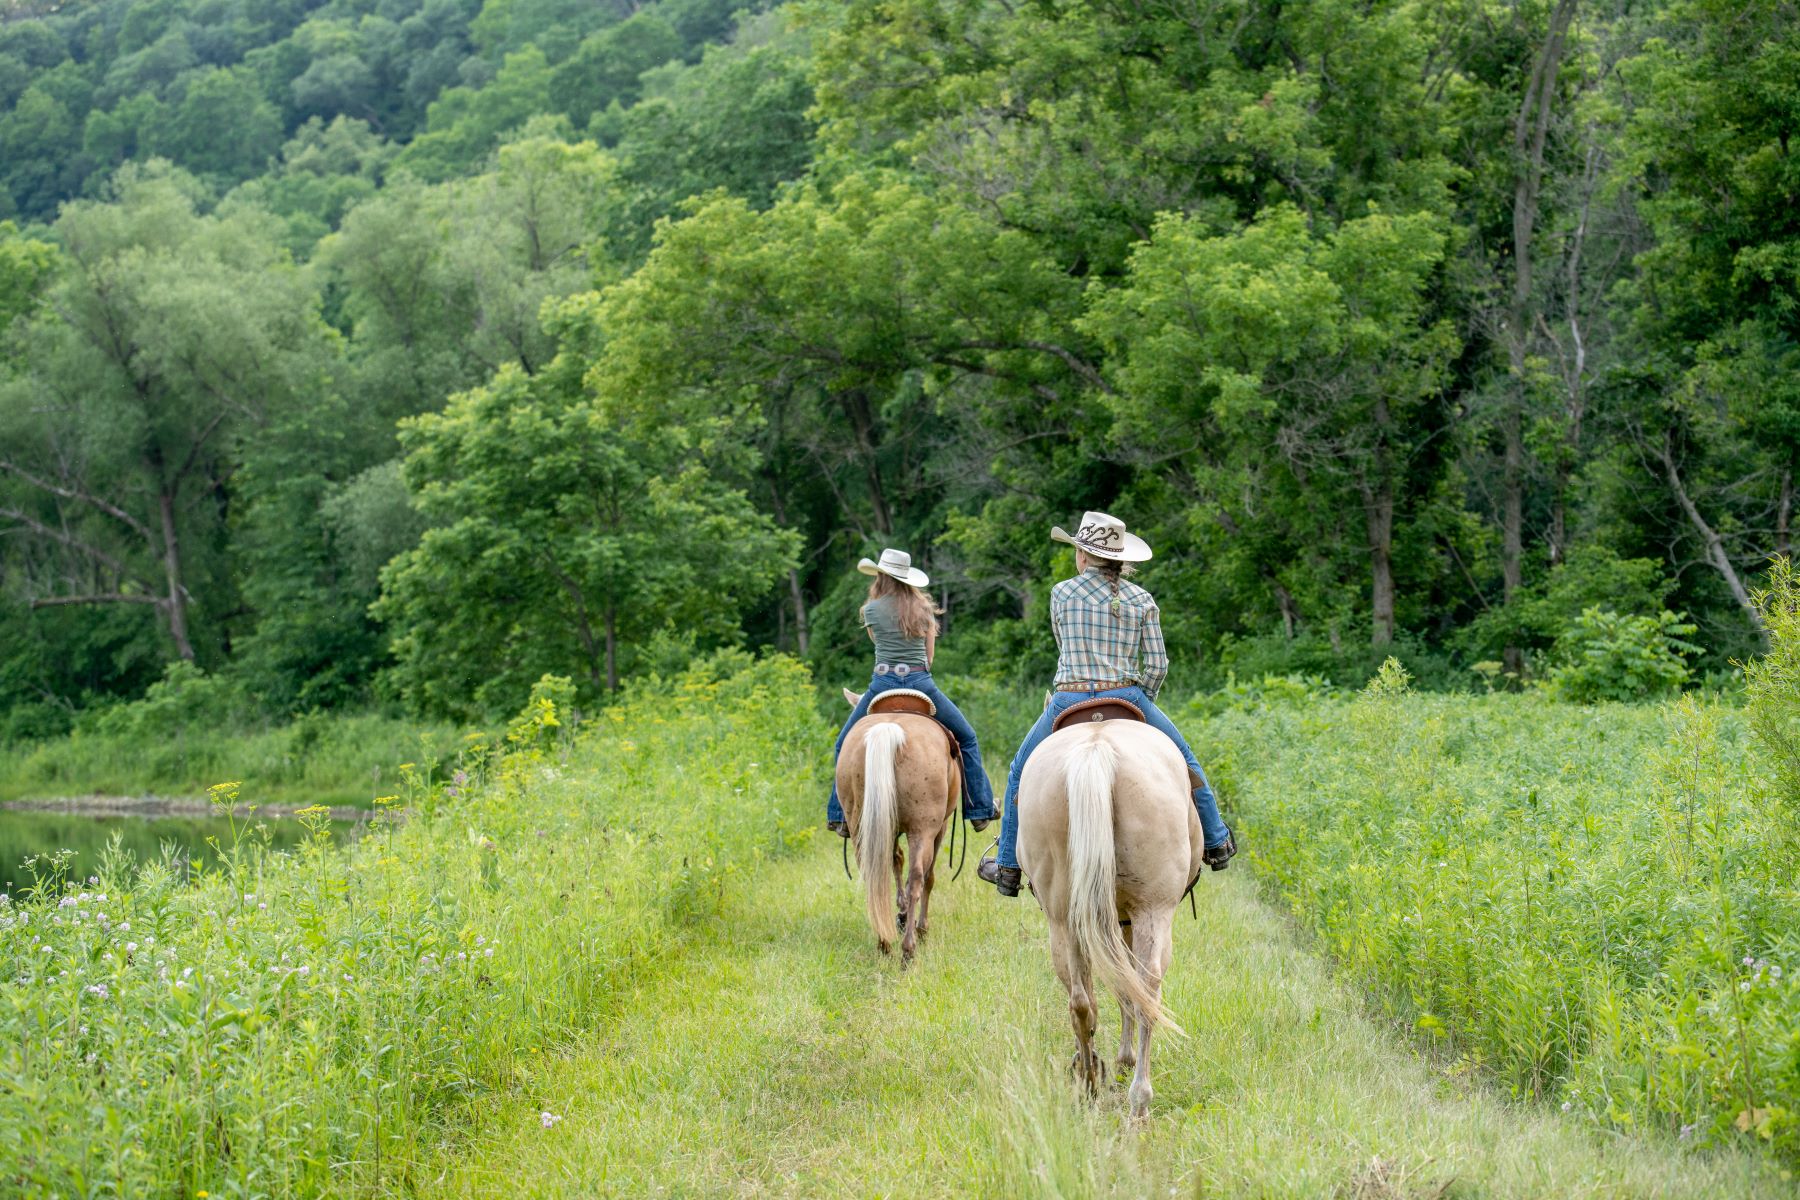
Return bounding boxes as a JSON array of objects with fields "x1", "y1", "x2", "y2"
[
  {"x1": 1202, "y1": 661, "x2": 1800, "y2": 1165},
  {"x1": 0, "y1": 653, "x2": 826, "y2": 1196}
]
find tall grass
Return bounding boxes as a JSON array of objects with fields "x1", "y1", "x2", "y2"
[
  {"x1": 0, "y1": 711, "x2": 463, "y2": 808},
  {"x1": 1202, "y1": 664, "x2": 1800, "y2": 1164},
  {"x1": 0, "y1": 653, "x2": 827, "y2": 1196}
]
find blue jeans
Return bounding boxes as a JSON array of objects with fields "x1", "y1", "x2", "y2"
[
  {"x1": 827, "y1": 671, "x2": 997, "y2": 824},
  {"x1": 995, "y1": 685, "x2": 1228, "y2": 869}
]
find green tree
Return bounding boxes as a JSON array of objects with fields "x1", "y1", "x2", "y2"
[
  {"x1": 1084, "y1": 204, "x2": 1459, "y2": 647},
  {"x1": 375, "y1": 337, "x2": 798, "y2": 714},
  {"x1": 394, "y1": 44, "x2": 554, "y2": 180},
  {"x1": 597, "y1": 13, "x2": 813, "y2": 262},
  {"x1": 0, "y1": 163, "x2": 339, "y2": 662}
]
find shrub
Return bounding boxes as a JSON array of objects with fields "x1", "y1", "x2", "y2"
[
  {"x1": 1546, "y1": 607, "x2": 1698, "y2": 703},
  {"x1": 1747, "y1": 556, "x2": 1800, "y2": 819}
]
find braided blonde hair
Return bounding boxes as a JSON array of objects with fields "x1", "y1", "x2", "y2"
[{"x1": 1077, "y1": 550, "x2": 1138, "y2": 618}]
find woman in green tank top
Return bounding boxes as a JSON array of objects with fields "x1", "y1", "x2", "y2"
[{"x1": 826, "y1": 549, "x2": 997, "y2": 836}]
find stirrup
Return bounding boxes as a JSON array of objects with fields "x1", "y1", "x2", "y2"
[{"x1": 976, "y1": 844, "x2": 1021, "y2": 896}]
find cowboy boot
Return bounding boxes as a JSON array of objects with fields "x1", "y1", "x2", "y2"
[
  {"x1": 1203, "y1": 827, "x2": 1237, "y2": 871},
  {"x1": 826, "y1": 819, "x2": 849, "y2": 839},
  {"x1": 976, "y1": 850, "x2": 1021, "y2": 897}
]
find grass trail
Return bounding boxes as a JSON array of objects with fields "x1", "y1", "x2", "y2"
[{"x1": 420, "y1": 839, "x2": 1787, "y2": 1198}]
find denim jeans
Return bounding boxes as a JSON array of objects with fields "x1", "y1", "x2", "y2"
[
  {"x1": 827, "y1": 670, "x2": 997, "y2": 823},
  {"x1": 994, "y1": 685, "x2": 1228, "y2": 869}
]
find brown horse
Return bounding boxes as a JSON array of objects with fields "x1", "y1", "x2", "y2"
[
  {"x1": 1016, "y1": 719, "x2": 1201, "y2": 1118},
  {"x1": 838, "y1": 689, "x2": 961, "y2": 964}
]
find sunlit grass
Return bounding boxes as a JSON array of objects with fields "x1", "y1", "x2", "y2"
[
  {"x1": 420, "y1": 844, "x2": 1788, "y2": 1198},
  {"x1": 0, "y1": 655, "x2": 827, "y2": 1196}
]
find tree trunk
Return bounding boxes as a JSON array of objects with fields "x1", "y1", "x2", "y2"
[
  {"x1": 766, "y1": 476, "x2": 810, "y2": 656},
  {"x1": 1273, "y1": 580, "x2": 1299, "y2": 639},
  {"x1": 786, "y1": 570, "x2": 811, "y2": 656},
  {"x1": 1502, "y1": 409, "x2": 1525, "y2": 676},
  {"x1": 156, "y1": 489, "x2": 195, "y2": 661},
  {"x1": 1364, "y1": 479, "x2": 1396, "y2": 647},
  {"x1": 837, "y1": 389, "x2": 893, "y2": 536},
  {"x1": 604, "y1": 602, "x2": 618, "y2": 691},
  {"x1": 1780, "y1": 467, "x2": 1793, "y2": 559},
  {"x1": 1501, "y1": 0, "x2": 1577, "y2": 674},
  {"x1": 1657, "y1": 438, "x2": 1765, "y2": 640}
]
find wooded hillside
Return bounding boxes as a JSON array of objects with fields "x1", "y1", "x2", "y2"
[{"x1": 1, "y1": 0, "x2": 1795, "y2": 728}]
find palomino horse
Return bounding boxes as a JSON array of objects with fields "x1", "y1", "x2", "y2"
[
  {"x1": 1016, "y1": 718, "x2": 1201, "y2": 1118},
  {"x1": 838, "y1": 688, "x2": 961, "y2": 964}
]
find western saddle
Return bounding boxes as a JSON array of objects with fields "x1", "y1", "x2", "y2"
[
  {"x1": 1048, "y1": 695, "x2": 1147, "y2": 733},
  {"x1": 862, "y1": 688, "x2": 964, "y2": 799}
]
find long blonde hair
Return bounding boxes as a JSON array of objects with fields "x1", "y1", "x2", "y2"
[{"x1": 867, "y1": 571, "x2": 941, "y2": 639}]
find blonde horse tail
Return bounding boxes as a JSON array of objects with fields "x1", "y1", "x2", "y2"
[
  {"x1": 857, "y1": 722, "x2": 905, "y2": 946},
  {"x1": 1065, "y1": 735, "x2": 1182, "y2": 1034}
]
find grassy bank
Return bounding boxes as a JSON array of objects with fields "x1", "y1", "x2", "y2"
[
  {"x1": 1201, "y1": 665, "x2": 1800, "y2": 1165},
  {"x1": 0, "y1": 711, "x2": 464, "y2": 809},
  {"x1": 0, "y1": 655, "x2": 827, "y2": 1196}
]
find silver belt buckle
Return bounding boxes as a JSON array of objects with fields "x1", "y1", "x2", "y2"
[
  {"x1": 894, "y1": 664, "x2": 910, "y2": 678},
  {"x1": 874, "y1": 663, "x2": 891, "y2": 676}
]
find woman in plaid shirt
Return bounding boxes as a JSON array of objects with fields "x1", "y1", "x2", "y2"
[{"x1": 978, "y1": 512, "x2": 1235, "y2": 896}]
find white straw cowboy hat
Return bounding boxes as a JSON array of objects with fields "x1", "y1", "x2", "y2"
[
  {"x1": 858, "y1": 547, "x2": 930, "y2": 587},
  {"x1": 1051, "y1": 510, "x2": 1154, "y2": 563}
]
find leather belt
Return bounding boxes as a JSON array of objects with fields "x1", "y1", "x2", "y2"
[{"x1": 1054, "y1": 681, "x2": 1132, "y2": 693}]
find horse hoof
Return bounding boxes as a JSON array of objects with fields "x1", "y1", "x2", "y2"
[
  {"x1": 1115, "y1": 1058, "x2": 1135, "y2": 1082},
  {"x1": 878, "y1": 939, "x2": 891, "y2": 955}
]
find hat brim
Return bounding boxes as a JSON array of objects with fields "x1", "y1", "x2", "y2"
[
  {"x1": 1051, "y1": 526, "x2": 1154, "y2": 563},
  {"x1": 858, "y1": 558, "x2": 931, "y2": 587}
]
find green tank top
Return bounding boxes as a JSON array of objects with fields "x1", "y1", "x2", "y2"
[{"x1": 862, "y1": 597, "x2": 929, "y2": 670}]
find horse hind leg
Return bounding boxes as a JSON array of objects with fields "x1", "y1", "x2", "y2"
[
  {"x1": 900, "y1": 833, "x2": 929, "y2": 966},
  {"x1": 1116, "y1": 997, "x2": 1137, "y2": 1083},
  {"x1": 1115, "y1": 910, "x2": 1139, "y2": 1081},
  {"x1": 1126, "y1": 911, "x2": 1175, "y2": 1120},
  {"x1": 914, "y1": 811, "x2": 950, "y2": 940},
  {"x1": 892, "y1": 839, "x2": 907, "y2": 939},
  {"x1": 1049, "y1": 921, "x2": 1101, "y2": 1097}
]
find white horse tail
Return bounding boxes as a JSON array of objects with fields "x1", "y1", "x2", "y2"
[
  {"x1": 857, "y1": 722, "x2": 906, "y2": 946},
  {"x1": 1065, "y1": 736, "x2": 1181, "y2": 1034}
]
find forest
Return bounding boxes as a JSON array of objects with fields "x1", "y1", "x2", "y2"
[{"x1": 0, "y1": 0, "x2": 1796, "y2": 732}]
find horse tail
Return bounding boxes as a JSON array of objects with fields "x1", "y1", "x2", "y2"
[
  {"x1": 1064, "y1": 734, "x2": 1182, "y2": 1034},
  {"x1": 857, "y1": 722, "x2": 906, "y2": 946}
]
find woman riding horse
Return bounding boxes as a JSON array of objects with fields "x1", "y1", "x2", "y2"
[
  {"x1": 827, "y1": 548, "x2": 997, "y2": 836},
  {"x1": 978, "y1": 512, "x2": 1236, "y2": 896}
]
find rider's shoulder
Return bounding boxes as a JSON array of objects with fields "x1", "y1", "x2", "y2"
[{"x1": 1118, "y1": 579, "x2": 1156, "y2": 608}]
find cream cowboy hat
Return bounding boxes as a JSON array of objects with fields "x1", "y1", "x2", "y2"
[
  {"x1": 858, "y1": 547, "x2": 930, "y2": 587},
  {"x1": 1051, "y1": 510, "x2": 1154, "y2": 563}
]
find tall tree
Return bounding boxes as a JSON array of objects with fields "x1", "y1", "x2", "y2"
[
  {"x1": 375, "y1": 334, "x2": 798, "y2": 713},
  {"x1": 0, "y1": 163, "x2": 337, "y2": 661}
]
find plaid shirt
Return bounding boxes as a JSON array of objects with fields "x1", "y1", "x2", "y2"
[{"x1": 1050, "y1": 568, "x2": 1169, "y2": 698}]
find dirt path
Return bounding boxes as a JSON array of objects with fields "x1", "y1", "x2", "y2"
[{"x1": 417, "y1": 841, "x2": 1786, "y2": 1198}]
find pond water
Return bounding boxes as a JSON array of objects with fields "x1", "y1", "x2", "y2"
[{"x1": 0, "y1": 808, "x2": 353, "y2": 893}]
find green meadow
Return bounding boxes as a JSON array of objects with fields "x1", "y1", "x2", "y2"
[{"x1": 3, "y1": 656, "x2": 1797, "y2": 1196}]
